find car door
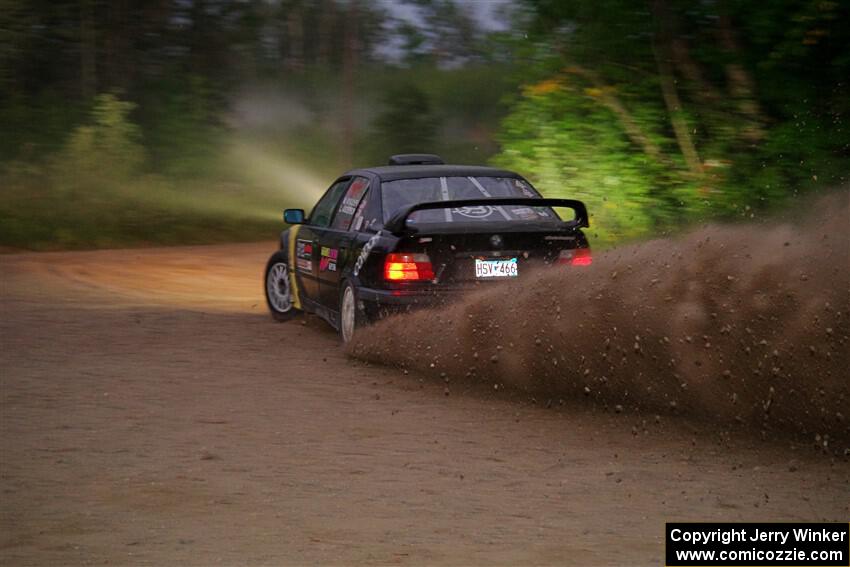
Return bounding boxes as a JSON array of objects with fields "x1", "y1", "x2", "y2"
[
  {"x1": 316, "y1": 176, "x2": 372, "y2": 308},
  {"x1": 294, "y1": 178, "x2": 351, "y2": 304}
]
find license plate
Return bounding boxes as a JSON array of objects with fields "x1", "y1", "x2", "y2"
[{"x1": 475, "y1": 257, "x2": 518, "y2": 278}]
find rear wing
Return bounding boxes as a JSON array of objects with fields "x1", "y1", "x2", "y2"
[{"x1": 384, "y1": 197, "x2": 589, "y2": 235}]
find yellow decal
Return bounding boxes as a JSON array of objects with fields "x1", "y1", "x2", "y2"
[{"x1": 287, "y1": 225, "x2": 302, "y2": 309}]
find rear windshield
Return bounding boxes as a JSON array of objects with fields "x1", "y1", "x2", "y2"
[{"x1": 381, "y1": 176, "x2": 560, "y2": 225}]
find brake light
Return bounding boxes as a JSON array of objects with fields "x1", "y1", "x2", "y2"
[
  {"x1": 558, "y1": 248, "x2": 592, "y2": 266},
  {"x1": 384, "y1": 253, "x2": 435, "y2": 281},
  {"x1": 571, "y1": 248, "x2": 592, "y2": 266}
]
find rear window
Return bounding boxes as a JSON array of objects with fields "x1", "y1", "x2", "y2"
[{"x1": 381, "y1": 176, "x2": 559, "y2": 225}]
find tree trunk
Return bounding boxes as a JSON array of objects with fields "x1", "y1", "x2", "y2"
[
  {"x1": 80, "y1": 0, "x2": 96, "y2": 98},
  {"x1": 317, "y1": 0, "x2": 333, "y2": 66},
  {"x1": 652, "y1": 41, "x2": 703, "y2": 176},
  {"x1": 285, "y1": 5, "x2": 304, "y2": 72},
  {"x1": 568, "y1": 66, "x2": 667, "y2": 165},
  {"x1": 341, "y1": 0, "x2": 358, "y2": 167},
  {"x1": 669, "y1": 37, "x2": 723, "y2": 104},
  {"x1": 650, "y1": 0, "x2": 703, "y2": 176},
  {"x1": 716, "y1": 12, "x2": 765, "y2": 142},
  {"x1": 104, "y1": 0, "x2": 129, "y2": 91}
]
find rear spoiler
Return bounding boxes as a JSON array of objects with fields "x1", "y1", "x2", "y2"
[{"x1": 384, "y1": 198, "x2": 589, "y2": 235}]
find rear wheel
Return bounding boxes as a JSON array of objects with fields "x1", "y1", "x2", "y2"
[
  {"x1": 339, "y1": 281, "x2": 362, "y2": 344},
  {"x1": 265, "y1": 251, "x2": 299, "y2": 322}
]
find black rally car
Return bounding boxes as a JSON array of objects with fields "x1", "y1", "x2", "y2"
[{"x1": 264, "y1": 154, "x2": 592, "y2": 342}]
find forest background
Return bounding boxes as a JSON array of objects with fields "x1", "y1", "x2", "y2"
[{"x1": 1, "y1": 0, "x2": 847, "y2": 249}]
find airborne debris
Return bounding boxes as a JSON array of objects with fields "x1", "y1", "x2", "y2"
[{"x1": 347, "y1": 193, "x2": 849, "y2": 448}]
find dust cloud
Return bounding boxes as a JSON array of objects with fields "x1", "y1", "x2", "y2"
[{"x1": 349, "y1": 191, "x2": 849, "y2": 449}]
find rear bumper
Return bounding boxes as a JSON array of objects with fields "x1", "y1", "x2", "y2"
[{"x1": 357, "y1": 285, "x2": 469, "y2": 308}]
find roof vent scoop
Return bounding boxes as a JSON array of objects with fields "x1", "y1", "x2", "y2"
[{"x1": 388, "y1": 154, "x2": 444, "y2": 166}]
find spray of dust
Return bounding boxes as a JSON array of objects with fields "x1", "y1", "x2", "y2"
[
  {"x1": 349, "y1": 191, "x2": 850, "y2": 448},
  {"x1": 225, "y1": 141, "x2": 327, "y2": 214},
  {"x1": 221, "y1": 86, "x2": 362, "y2": 220}
]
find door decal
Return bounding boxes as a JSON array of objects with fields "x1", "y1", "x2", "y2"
[
  {"x1": 295, "y1": 239, "x2": 313, "y2": 273},
  {"x1": 319, "y1": 247, "x2": 338, "y2": 272},
  {"x1": 353, "y1": 232, "x2": 381, "y2": 277}
]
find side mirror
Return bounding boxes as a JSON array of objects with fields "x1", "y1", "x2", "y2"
[{"x1": 283, "y1": 209, "x2": 305, "y2": 225}]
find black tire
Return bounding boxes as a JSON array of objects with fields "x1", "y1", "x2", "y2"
[
  {"x1": 264, "y1": 250, "x2": 299, "y2": 322},
  {"x1": 339, "y1": 280, "x2": 367, "y2": 343}
]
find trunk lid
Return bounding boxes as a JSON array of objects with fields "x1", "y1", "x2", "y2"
[{"x1": 393, "y1": 226, "x2": 589, "y2": 285}]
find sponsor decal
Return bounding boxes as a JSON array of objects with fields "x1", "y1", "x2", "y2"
[
  {"x1": 351, "y1": 193, "x2": 371, "y2": 231},
  {"x1": 319, "y1": 247, "x2": 338, "y2": 272},
  {"x1": 333, "y1": 178, "x2": 370, "y2": 229},
  {"x1": 452, "y1": 205, "x2": 494, "y2": 219},
  {"x1": 353, "y1": 232, "x2": 381, "y2": 276},
  {"x1": 295, "y1": 239, "x2": 313, "y2": 273},
  {"x1": 336, "y1": 195, "x2": 360, "y2": 217},
  {"x1": 338, "y1": 190, "x2": 364, "y2": 217},
  {"x1": 514, "y1": 179, "x2": 537, "y2": 198},
  {"x1": 468, "y1": 177, "x2": 511, "y2": 221},
  {"x1": 511, "y1": 207, "x2": 537, "y2": 220},
  {"x1": 296, "y1": 240, "x2": 312, "y2": 257},
  {"x1": 344, "y1": 181, "x2": 367, "y2": 213},
  {"x1": 348, "y1": 178, "x2": 369, "y2": 199}
]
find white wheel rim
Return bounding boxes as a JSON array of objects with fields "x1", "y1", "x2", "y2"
[
  {"x1": 341, "y1": 286, "x2": 356, "y2": 343},
  {"x1": 267, "y1": 262, "x2": 292, "y2": 313}
]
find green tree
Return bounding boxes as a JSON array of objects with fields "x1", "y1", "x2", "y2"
[
  {"x1": 52, "y1": 93, "x2": 145, "y2": 191},
  {"x1": 492, "y1": 77, "x2": 675, "y2": 246},
  {"x1": 491, "y1": 0, "x2": 850, "y2": 247},
  {"x1": 368, "y1": 84, "x2": 437, "y2": 158}
]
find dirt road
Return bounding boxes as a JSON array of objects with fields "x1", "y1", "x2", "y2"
[{"x1": 1, "y1": 243, "x2": 847, "y2": 566}]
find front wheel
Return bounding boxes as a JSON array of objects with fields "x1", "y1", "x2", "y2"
[
  {"x1": 265, "y1": 251, "x2": 299, "y2": 322},
  {"x1": 339, "y1": 281, "x2": 364, "y2": 344}
]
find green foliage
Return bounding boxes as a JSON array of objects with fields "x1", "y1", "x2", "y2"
[
  {"x1": 397, "y1": 0, "x2": 482, "y2": 65},
  {"x1": 1, "y1": 0, "x2": 847, "y2": 251},
  {"x1": 51, "y1": 93, "x2": 145, "y2": 189},
  {"x1": 492, "y1": 81, "x2": 682, "y2": 247},
  {"x1": 490, "y1": 0, "x2": 850, "y2": 247},
  {"x1": 353, "y1": 63, "x2": 519, "y2": 167},
  {"x1": 0, "y1": 92, "x2": 281, "y2": 250},
  {"x1": 0, "y1": 90, "x2": 88, "y2": 161},
  {"x1": 139, "y1": 75, "x2": 222, "y2": 178},
  {"x1": 368, "y1": 84, "x2": 437, "y2": 158}
]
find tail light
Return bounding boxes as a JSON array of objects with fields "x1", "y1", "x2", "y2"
[
  {"x1": 384, "y1": 253, "x2": 435, "y2": 281},
  {"x1": 558, "y1": 247, "x2": 592, "y2": 266}
]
